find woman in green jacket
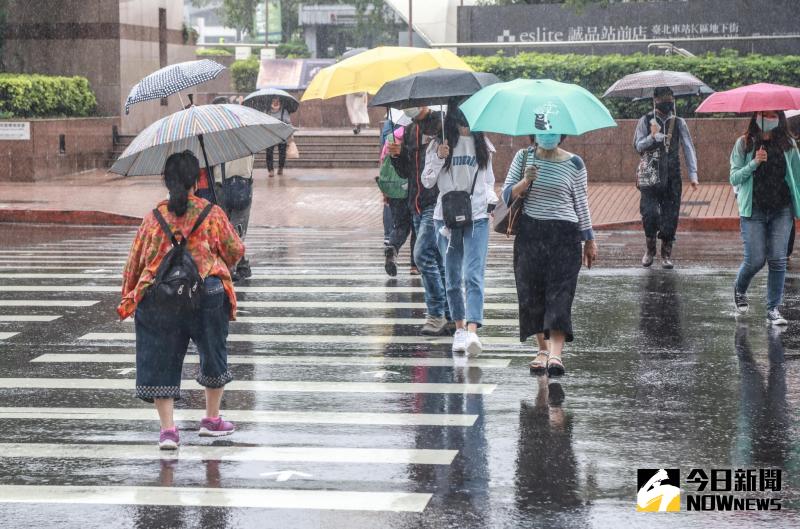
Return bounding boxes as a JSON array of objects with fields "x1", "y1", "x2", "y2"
[{"x1": 730, "y1": 111, "x2": 800, "y2": 325}]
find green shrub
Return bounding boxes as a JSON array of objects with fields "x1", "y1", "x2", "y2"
[
  {"x1": 464, "y1": 51, "x2": 800, "y2": 119},
  {"x1": 277, "y1": 40, "x2": 310, "y2": 59},
  {"x1": 231, "y1": 57, "x2": 260, "y2": 93},
  {"x1": 196, "y1": 47, "x2": 233, "y2": 57},
  {"x1": 0, "y1": 74, "x2": 97, "y2": 118}
]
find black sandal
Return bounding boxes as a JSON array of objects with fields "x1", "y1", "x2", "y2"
[
  {"x1": 529, "y1": 351, "x2": 549, "y2": 375},
  {"x1": 547, "y1": 355, "x2": 565, "y2": 377}
]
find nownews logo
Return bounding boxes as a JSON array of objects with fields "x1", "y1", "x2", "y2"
[{"x1": 637, "y1": 468, "x2": 783, "y2": 512}]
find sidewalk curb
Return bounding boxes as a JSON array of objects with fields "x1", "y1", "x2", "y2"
[
  {"x1": 595, "y1": 217, "x2": 742, "y2": 232},
  {"x1": 0, "y1": 210, "x2": 141, "y2": 226}
]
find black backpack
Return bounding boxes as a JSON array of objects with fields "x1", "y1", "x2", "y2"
[{"x1": 150, "y1": 203, "x2": 214, "y2": 314}]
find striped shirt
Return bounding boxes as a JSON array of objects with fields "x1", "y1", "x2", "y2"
[{"x1": 501, "y1": 148, "x2": 594, "y2": 240}]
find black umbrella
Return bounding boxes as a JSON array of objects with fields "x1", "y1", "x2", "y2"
[
  {"x1": 242, "y1": 88, "x2": 300, "y2": 114},
  {"x1": 369, "y1": 69, "x2": 500, "y2": 109}
]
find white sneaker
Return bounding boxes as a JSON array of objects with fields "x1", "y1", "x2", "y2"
[
  {"x1": 452, "y1": 328, "x2": 467, "y2": 353},
  {"x1": 465, "y1": 332, "x2": 482, "y2": 357},
  {"x1": 767, "y1": 309, "x2": 788, "y2": 326}
]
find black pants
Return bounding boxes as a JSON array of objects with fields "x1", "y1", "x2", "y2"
[
  {"x1": 266, "y1": 142, "x2": 287, "y2": 171},
  {"x1": 387, "y1": 197, "x2": 413, "y2": 258},
  {"x1": 640, "y1": 170, "x2": 682, "y2": 242}
]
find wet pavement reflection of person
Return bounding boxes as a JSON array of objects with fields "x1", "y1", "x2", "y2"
[
  {"x1": 406, "y1": 363, "x2": 489, "y2": 528},
  {"x1": 515, "y1": 376, "x2": 584, "y2": 519},
  {"x1": 733, "y1": 323, "x2": 791, "y2": 470},
  {"x1": 638, "y1": 271, "x2": 684, "y2": 351}
]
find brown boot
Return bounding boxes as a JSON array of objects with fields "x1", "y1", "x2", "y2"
[
  {"x1": 641, "y1": 237, "x2": 657, "y2": 267},
  {"x1": 661, "y1": 240, "x2": 674, "y2": 269},
  {"x1": 277, "y1": 167, "x2": 284, "y2": 176}
]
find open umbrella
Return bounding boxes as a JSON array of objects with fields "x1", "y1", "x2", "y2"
[
  {"x1": 124, "y1": 59, "x2": 226, "y2": 114},
  {"x1": 695, "y1": 83, "x2": 800, "y2": 113},
  {"x1": 370, "y1": 69, "x2": 499, "y2": 109},
  {"x1": 460, "y1": 79, "x2": 617, "y2": 136},
  {"x1": 110, "y1": 104, "x2": 293, "y2": 177},
  {"x1": 242, "y1": 88, "x2": 300, "y2": 114},
  {"x1": 300, "y1": 46, "x2": 472, "y2": 101},
  {"x1": 603, "y1": 70, "x2": 713, "y2": 99}
]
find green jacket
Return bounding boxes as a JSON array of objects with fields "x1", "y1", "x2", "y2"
[{"x1": 730, "y1": 137, "x2": 800, "y2": 218}]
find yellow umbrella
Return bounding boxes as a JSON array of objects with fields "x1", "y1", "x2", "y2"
[{"x1": 301, "y1": 46, "x2": 472, "y2": 101}]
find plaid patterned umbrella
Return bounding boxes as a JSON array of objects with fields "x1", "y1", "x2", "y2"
[
  {"x1": 110, "y1": 104, "x2": 294, "y2": 176},
  {"x1": 124, "y1": 59, "x2": 226, "y2": 114},
  {"x1": 603, "y1": 70, "x2": 713, "y2": 99}
]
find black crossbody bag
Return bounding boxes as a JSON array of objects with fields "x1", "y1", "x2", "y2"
[{"x1": 441, "y1": 162, "x2": 480, "y2": 230}]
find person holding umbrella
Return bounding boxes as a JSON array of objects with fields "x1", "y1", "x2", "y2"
[
  {"x1": 730, "y1": 110, "x2": 800, "y2": 325},
  {"x1": 265, "y1": 96, "x2": 292, "y2": 177},
  {"x1": 634, "y1": 86, "x2": 700, "y2": 269},
  {"x1": 421, "y1": 103, "x2": 498, "y2": 356}
]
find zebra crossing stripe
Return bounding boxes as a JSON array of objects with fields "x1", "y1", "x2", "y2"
[
  {"x1": 0, "y1": 300, "x2": 99, "y2": 307},
  {"x1": 0, "y1": 407, "x2": 478, "y2": 426},
  {"x1": 0, "y1": 332, "x2": 19, "y2": 340},
  {"x1": 0, "y1": 285, "x2": 518, "y2": 295},
  {"x1": 0, "y1": 378, "x2": 496, "y2": 395},
  {"x1": 236, "y1": 301, "x2": 519, "y2": 310},
  {"x1": 0, "y1": 315, "x2": 61, "y2": 322},
  {"x1": 0, "y1": 442, "x2": 457, "y2": 465},
  {"x1": 0, "y1": 273, "x2": 517, "y2": 282},
  {"x1": 0, "y1": 485, "x2": 432, "y2": 512},
  {"x1": 121, "y1": 316, "x2": 518, "y2": 325},
  {"x1": 79, "y1": 332, "x2": 522, "y2": 345},
  {"x1": 31, "y1": 353, "x2": 512, "y2": 368}
]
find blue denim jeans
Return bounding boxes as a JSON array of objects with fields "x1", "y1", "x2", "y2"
[
  {"x1": 413, "y1": 206, "x2": 447, "y2": 318},
  {"x1": 435, "y1": 218, "x2": 490, "y2": 325},
  {"x1": 735, "y1": 206, "x2": 793, "y2": 311},
  {"x1": 134, "y1": 276, "x2": 233, "y2": 402}
]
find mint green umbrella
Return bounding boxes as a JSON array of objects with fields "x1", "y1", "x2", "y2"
[{"x1": 460, "y1": 78, "x2": 617, "y2": 136}]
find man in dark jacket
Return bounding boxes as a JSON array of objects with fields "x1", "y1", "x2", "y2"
[{"x1": 388, "y1": 107, "x2": 450, "y2": 335}]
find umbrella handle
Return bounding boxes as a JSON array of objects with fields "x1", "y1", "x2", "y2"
[{"x1": 198, "y1": 134, "x2": 219, "y2": 205}]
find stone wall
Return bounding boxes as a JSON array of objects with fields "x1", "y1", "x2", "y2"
[{"x1": 0, "y1": 118, "x2": 119, "y2": 182}]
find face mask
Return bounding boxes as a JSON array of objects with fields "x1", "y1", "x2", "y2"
[
  {"x1": 403, "y1": 107, "x2": 422, "y2": 120},
  {"x1": 536, "y1": 134, "x2": 561, "y2": 150},
  {"x1": 656, "y1": 101, "x2": 674, "y2": 114},
  {"x1": 757, "y1": 115, "x2": 780, "y2": 132}
]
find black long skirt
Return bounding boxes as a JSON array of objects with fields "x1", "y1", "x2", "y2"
[{"x1": 513, "y1": 216, "x2": 582, "y2": 343}]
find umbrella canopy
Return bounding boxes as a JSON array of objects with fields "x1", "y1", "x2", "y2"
[
  {"x1": 695, "y1": 83, "x2": 800, "y2": 113},
  {"x1": 242, "y1": 88, "x2": 300, "y2": 114},
  {"x1": 603, "y1": 70, "x2": 713, "y2": 99},
  {"x1": 460, "y1": 79, "x2": 617, "y2": 136},
  {"x1": 301, "y1": 46, "x2": 472, "y2": 101},
  {"x1": 124, "y1": 59, "x2": 226, "y2": 114},
  {"x1": 370, "y1": 69, "x2": 500, "y2": 109},
  {"x1": 110, "y1": 104, "x2": 293, "y2": 177}
]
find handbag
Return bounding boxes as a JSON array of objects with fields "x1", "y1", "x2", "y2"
[
  {"x1": 637, "y1": 116, "x2": 676, "y2": 190},
  {"x1": 376, "y1": 156, "x2": 408, "y2": 199},
  {"x1": 441, "y1": 158, "x2": 480, "y2": 230},
  {"x1": 286, "y1": 137, "x2": 300, "y2": 159},
  {"x1": 220, "y1": 164, "x2": 253, "y2": 211},
  {"x1": 493, "y1": 148, "x2": 532, "y2": 236}
]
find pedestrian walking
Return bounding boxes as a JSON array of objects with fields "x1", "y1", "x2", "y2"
[
  {"x1": 212, "y1": 155, "x2": 255, "y2": 281},
  {"x1": 422, "y1": 107, "x2": 497, "y2": 355},
  {"x1": 266, "y1": 96, "x2": 292, "y2": 177},
  {"x1": 501, "y1": 134, "x2": 597, "y2": 376},
  {"x1": 389, "y1": 106, "x2": 450, "y2": 334},
  {"x1": 346, "y1": 92, "x2": 370, "y2": 135},
  {"x1": 731, "y1": 111, "x2": 800, "y2": 326},
  {"x1": 634, "y1": 86, "x2": 699, "y2": 269},
  {"x1": 118, "y1": 151, "x2": 245, "y2": 449}
]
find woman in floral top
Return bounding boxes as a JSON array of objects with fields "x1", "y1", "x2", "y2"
[{"x1": 119, "y1": 150, "x2": 244, "y2": 449}]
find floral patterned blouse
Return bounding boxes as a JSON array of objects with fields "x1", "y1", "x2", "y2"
[{"x1": 118, "y1": 195, "x2": 245, "y2": 320}]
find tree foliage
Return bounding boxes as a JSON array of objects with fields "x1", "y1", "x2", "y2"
[{"x1": 0, "y1": 74, "x2": 97, "y2": 118}]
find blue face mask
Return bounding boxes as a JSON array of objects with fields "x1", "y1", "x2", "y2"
[
  {"x1": 537, "y1": 134, "x2": 561, "y2": 150},
  {"x1": 757, "y1": 114, "x2": 780, "y2": 132}
]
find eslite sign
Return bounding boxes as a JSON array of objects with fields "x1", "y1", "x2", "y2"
[{"x1": 0, "y1": 122, "x2": 30, "y2": 141}]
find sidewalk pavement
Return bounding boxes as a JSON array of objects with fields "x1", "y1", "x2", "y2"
[{"x1": 0, "y1": 167, "x2": 740, "y2": 230}]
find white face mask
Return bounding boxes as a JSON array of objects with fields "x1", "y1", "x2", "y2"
[
  {"x1": 403, "y1": 107, "x2": 422, "y2": 120},
  {"x1": 757, "y1": 114, "x2": 780, "y2": 132}
]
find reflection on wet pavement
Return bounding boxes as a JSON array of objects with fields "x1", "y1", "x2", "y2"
[{"x1": 0, "y1": 224, "x2": 797, "y2": 528}]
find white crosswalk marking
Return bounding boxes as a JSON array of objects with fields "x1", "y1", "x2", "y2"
[
  {"x1": 0, "y1": 315, "x2": 61, "y2": 322},
  {"x1": 0, "y1": 378, "x2": 496, "y2": 395},
  {"x1": 237, "y1": 301, "x2": 518, "y2": 309},
  {"x1": 0, "y1": 485, "x2": 432, "y2": 512},
  {"x1": 0, "y1": 332, "x2": 19, "y2": 340},
  {"x1": 0, "y1": 300, "x2": 99, "y2": 307},
  {"x1": 79, "y1": 332, "x2": 522, "y2": 345}
]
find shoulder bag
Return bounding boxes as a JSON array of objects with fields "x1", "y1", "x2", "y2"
[{"x1": 493, "y1": 148, "x2": 532, "y2": 236}]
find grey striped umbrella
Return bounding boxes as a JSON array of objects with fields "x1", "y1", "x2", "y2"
[
  {"x1": 110, "y1": 104, "x2": 294, "y2": 177},
  {"x1": 124, "y1": 59, "x2": 226, "y2": 114},
  {"x1": 603, "y1": 70, "x2": 713, "y2": 99}
]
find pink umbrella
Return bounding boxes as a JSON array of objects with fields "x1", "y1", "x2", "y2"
[{"x1": 695, "y1": 83, "x2": 800, "y2": 113}]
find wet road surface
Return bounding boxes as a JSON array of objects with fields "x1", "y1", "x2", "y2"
[{"x1": 0, "y1": 224, "x2": 798, "y2": 528}]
